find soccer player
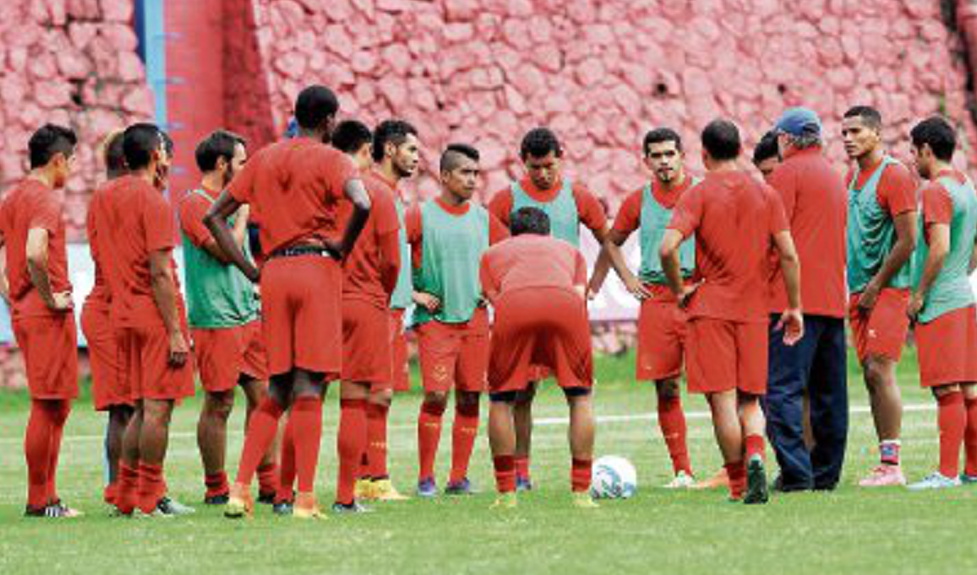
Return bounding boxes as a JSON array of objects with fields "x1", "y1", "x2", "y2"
[
  {"x1": 206, "y1": 85, "x2": 372, "y2": 520},
  {"x1": 179, "y1": 130, "x2": 278, "y2": 505},
  {"x1": 764, "y1": 108, "x2": 849, "y2": 492},
  {"x1": 591, "y1": 127, "x2": 699, "y2": 488},
  {"x1": 0, "y1": 124, "x2": 79, "y2": 518},
  {"x1": 842, "y1": 105, "x2": 918, "y2": 486},
  {"x1": 906, "y1": 116, "x2": 977, "y2": 489},
  {"x1": 92, "y1": 123, "x2": 195, "y2": 517},
  {"x1": 482, "y1": 207, "x2": 597, "y2": 509},
  {"x1": 660, "y1": 119, "x2": 803, "y2": 505},
  {"x1": 752, "y1": 131, "x2": 781, "y2": 182},
  {"x1": 407, "y1": 143, "x2": 508, "y2": 497},
  {"x1": 82, "y1": 130, "x2": 133, "y2": 508},
  {"x1": 487, "y1": 127, "x2": 608, "y2": 489}
]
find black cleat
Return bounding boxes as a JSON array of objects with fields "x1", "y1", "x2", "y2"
[
  {"x1": 204, "y1": 493, "x2": 230, "y2": 505},
  {"x1": 257, "y1": 491, "x2": 276, "y2": 505},
  {"x1": 744, "y1": 456, "x2": 770, "y2": 505}
]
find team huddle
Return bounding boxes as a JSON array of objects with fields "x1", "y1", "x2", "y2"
[{"x1": 1, "y1": 82, "x2": 976, "y2": 519}]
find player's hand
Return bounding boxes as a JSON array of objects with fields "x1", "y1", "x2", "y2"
[
  {"x1": 49, "y1": 291, "x2": 73, "y2": 311},
  {"x1": 907, "y1": 292, "x2": 924, "y2": 323},
  {"x1": 677, "y1": 282, "x2": 701, "y2": 309},
  {"x1": 168, "y1": 330, "x2": 190, "y2": 367},
  {"x1": 623, "y1": 276, "x2": 652, "y2": 301},
  {"x1": 857, "y1": 280, "x2": 881, "y2": 315},
  {"x1": 413, "y1": 292, "x2": 440, "y2": 313},
  {"x1": 245, "y1": 264, "x2": 261, "y2": 284},
  {"x1": 776, "y1": 308, "x2": 804, "y2": 346}
]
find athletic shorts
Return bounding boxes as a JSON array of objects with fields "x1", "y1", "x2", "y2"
[
  {"x1": 192, "y1": 320, "x2": 268, "y2": 393},
  {"x1": 686, "y1": 317, "x2": 767, "y2": 395},
  {"x1": 120, "y1": 323, "x2": 195, "y2": 402},
  {"x1": 636, "y1": 284, "x2": 688, "y2": 381},
  {"x1": 916, "y1": 305, "x2": 977, "y2": 388},
  {"x1": 12, "y1": 313, "x2": 79, "y2": 401},
  {"x1": 390, "y1": 308, "x2": 411, "y2": 392},
  {"x1": 261, "y1": 255, "x2": 342, "y2": 379},
  {"x1": 342, "y1": 298, "x2": 393, "y2": 388},
  {"x1": 849, "y1": 288, "x2": 910, "y2": 363},
  {"x1": 415, "y1": 307, "x2": 489, "y2": 393},
  {"x1": 81, "y1": 299, "x2": 131, "y2": 410},
  {"x1": 488, "y1": 288, "x2": 593, "y2": 394}
]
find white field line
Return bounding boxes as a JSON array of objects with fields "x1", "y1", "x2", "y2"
[{"x1": 0, "y1": 402, "x2": 936, "y2": 445}]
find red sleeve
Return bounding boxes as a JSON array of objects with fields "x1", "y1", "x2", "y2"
[
  {"x1": 877, "y1": 163, "x2": 918, "y2": 217},
  {"x1": 488, "y1": 212, "x2": 510, "y2": 245},
  {"x1": 487, "y1": 189, "x2": 513, "y2": 228},
  {"x1": 767, "y1": 164, "x2": 797, "y2": 221},
  {"x1": 667, "y1": 185, "x2": 703, "y2": 238},
  {"x1": 573, "y1": 249, "x2": 587, "y2": 286},
  {"x1": 767, "y1": 187, "x2": 790, "y2": 235},
  {"x1": 372, "y1": 188, "x2": 399, "y2": 236},
  {"x1": 611, "y1": 191, "x2": 642, "y2": 236},
  {"x1": 325, "y1": 151, "x2": 358, "y2": 202},
  {"x1": 922, "y1": 182, "x2": 953, "y2": 226},
  {"x1": 479, "y1": 249, "x2": 500, "y2": 302},
  {"x1": 405, "y1": 205, "x2": 423, "y2": 269},
  {"x1": 86, "y1": 206, "x2": 100, "y2": 264},
  {"x1": 227, "y1": 153, "x2": 257, "y2": 204},
  {"x1": 377, "y1": 229, "x2": 400, "y2": 297},
  {"x1": 30, "y1": 193, "x2": 62, "y2": 234},
  {"x1": 177, "y1": 194, "x2": 212, "y2": 248},
  {"x1": 573, "y1": 185, "x2": 608, "y2": 232},
  {"x1": 144, "y1": 192, "x2": 176, "y2": 252}
]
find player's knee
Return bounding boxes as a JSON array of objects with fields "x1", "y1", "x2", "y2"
[
  {"x1": 456, "y1": 390, "x2": 480, "y2": 409},
  {"x1": 424, "y1": 391, "x2": 449, "y2": 408},
  {"x1": 863, "y1": 358, "x2": 891, "y2": 388},
  {"x1": 656, "y1": 379, "x2": 680, "y2": 399},
  {"x1": 490, "y1": 391, "x2": 517, "y2": 404},
  {"x1": 514, "y1": 387, "x2": 536, "y2": 406},
  {"x1": 205, "y1": 393, "x2": 234, "y2": 419},
  {"x1": 370, "y1": 389, "x2": 393, "y2": 407}
]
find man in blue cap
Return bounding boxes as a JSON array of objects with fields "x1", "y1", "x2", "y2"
[{"x1": 764, "y1": 107, "x2": 849, "y2": 491}]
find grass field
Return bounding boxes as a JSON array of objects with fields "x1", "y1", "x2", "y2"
[{"x1": 1, "y1": 347, "x2": 976, "y2": 575}]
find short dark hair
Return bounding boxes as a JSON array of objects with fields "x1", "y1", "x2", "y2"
[
  {"x1": 122, "y1": 123, "x2": 163, "y2": 170},
  {"x1": 643, "y1": 127, "x2": 682, "y2": 155},
  {"x1": 844, "y1": 105, "x2": 882, "y2": 130},
  {"x1": 440, "y1": 143, "x2": 480, "y2": 173},
  {"x1": 701, "y1": 119, "x2": 741, "y2": 161},
  {"x1": 752, "y1": 130, "x2": 780, "y2": 165},
  {"x1": 520, "y1": 127, "x2": 562, "y2": 160},
  {"x1": 28, "y1": 124, "x2": 77, "y2": 169},
  {"x1": 372, "y1": 119, "x2": 418, "y2": 161},
  {"x1": 195, "y1": 130, "x2": 246, "y2": 172},
  {"x1": 103, "y1": 130, "x2": 126, "y2": 176},
  {"x1": 331, "y1": 120, "x2": 373, "y2": 155},
  {"x1": 295, "y1": 85, "x2": 339, "y2": 130},
  {"x1": 510, "y1": 207, "x2": 550, "y2": 236},
  {"x1": 911, "y1": 116, "x2": 956, "y2": 162},
  {"x1": 160, "y1": 130, "x2": 174, "y2": 155}
]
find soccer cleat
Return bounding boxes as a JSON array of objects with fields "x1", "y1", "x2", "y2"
[
  {"x1": 907, "y1": 472, "x2": 962, "y2": 491},
  {"x1": 572, "y1": 492, "x2": 600, "y2": 509},
  {"x1": 48, "y1": 500, "x2": 84, "y2": 518},
  {"x1": 224, "y1": 484, "x2": 254, "y2": 519},
  {"x1": 354, "y1": 478, "x2": 375, "y2": 500},
  {"x1": 331, "y1": 501, "x2": 374, "y2": 514},
  {"x1": 516, "y1": 476, "x2": 533, "y2": 492},
  {"x1": 743, "y1": 456, "x2": 769, "y2": 505},
  {"x1": 416, "y1": 477, "x2": 438, "y2": 498},
  {"x1": 490, "y1": 492, "x2": 518, "y2": 510},
  {"x1": 445, "y1": 478, "x2": 477, "y2": 496},
  {"x1": 272, "y1": 501, "x2": 294, "y2": 516},
  {"x1": 257, "y1": 491, "x2": 277, "y2": 505},
  {"x1": 203, "y1": 493, "x2": 230, "y2": 506},
  {"x1": 663, "y1": 470, "x2": 696, "y2": 489},
  {"x1": 858, "y1": 465, "x2": 907, "y2": 487},
  {"x1": 371, "y1": 479, "x2": 409, "y2": 501},
  {"x1": 292, "y1": 492, "x2": 324, "y2": 520},
  {"x1": 157, "y1": 496, "x2": 195, "y2": 516},
  {"x1": 691, "y1": 468, "x2": 729, "y2": 490},
  {"x1": 960, "y1": 473, "x2": 977, "y2": 485},
  {"x1": 135, "y1": 508, "x2": 174, "y2": 519}
]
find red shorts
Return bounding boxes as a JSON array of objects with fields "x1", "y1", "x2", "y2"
[
  {"x1": 12, "y1": 313, "x2": 79, "y2": 400},
  {"x1": 192, "y1": 320, "x2": 268, "y2": 393},
  {"x1": 849, "y1": 288, "x2": 910, "y2": 363},
  {"x1": 120, "y1": 323, "x2": 195, "y2": 402},
  {"x1": 390, "y1": 308, "x2": 411, "y2": 392},
  {"x1": 261, "y1": 255, "x2": 342, "y2": 378},
  {"x1": 916, "y1": 305, "x2": 977, "y2": 387},
  {"x1": 637, "y1": 285, "x2": 688, "y2": 381},
  {"x1": 416, "y1": 307, "x2": 489, "y2": 393},
  {"x1": 342, "y1": 298, "x2": 393, "y2": 388},
  {"x1": 488, "y1": 288, "x2": 593, "y2": 394},
  {"x1": 686, "y1": 317, "x2": 767, "y2": 395},
  {"x1": 81, "y1": 299, "x2": 131, "y2": 410}
]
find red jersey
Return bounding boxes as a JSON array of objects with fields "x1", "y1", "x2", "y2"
[
  {"x1": 612, "y1": 176, "x2": 695, "y2": 234},
  {"x1": 0, "y1": 179, "x2": 71, "y2": 319},
  {"x1": 480, "y1": 234, "x2": 587, "y2": 302},
  {"x1": 668, "y1": 170, "x2": 789, "y2": 323},
  {"x1": 227, "y1": 137, "x2": 357, "y2": 255},
  {"x1": 488, "y1": 177, "x2": 607, "y2": 232},
  {"x1": 405, "y1": 197, "x2": 510, "y2": 269},
  {"x1": 341, "y1": 169, "x2": 401, "y2": 308}
]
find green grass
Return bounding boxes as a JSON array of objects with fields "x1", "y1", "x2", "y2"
[{"x1": 1, "y1": 346, "x2": 975, "y2": 575}]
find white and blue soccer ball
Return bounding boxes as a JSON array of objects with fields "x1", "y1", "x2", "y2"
[{"x1": 590, "y1": 455, "x2": 637, "y2": 499}]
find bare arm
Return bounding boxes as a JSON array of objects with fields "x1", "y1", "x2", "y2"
[
  {"x1": 204, "y1": 191, "x2": 257, "y2": 281},
  {"x1": 149, "y1": 249, "x2": 188, "y2": 366},
  {"x1": 910, "y1": 222, "x2": 948, "y2": 320},
  {"x1": 659, "y1": 229, "x2": 687, "y2": 301},
  {"x1": 0, "y1": 240, "x2": 9, "y2": 307},
  {"x1": 859, "y1": 211, "x2": 917, "y2": 311},
  {"x1": 26, "y1": 228, "x2": 70, "y2": 310},
  {"x1": 772, "y1": 230, "x2": 804, "y2": 345}
]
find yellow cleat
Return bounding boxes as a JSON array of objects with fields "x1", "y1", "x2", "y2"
[
  {"x1": 371, "y1": 479, "x2": 410, "y2": 501},
  {"x1": 354, "y1": 479, "x2": 375, "y2": 500},
  {"x1": 224, "y1": 483, "x2": 254, "y2": 519},
  {"x1": 490, "y1": 492, "x2": 518, "y2": 510},
  {"x1": 292, "y1": 492, "x2": 325, "y2": 520},
  {"x1": 572, "y1": 492, "x2": 600, "y2": 509}
]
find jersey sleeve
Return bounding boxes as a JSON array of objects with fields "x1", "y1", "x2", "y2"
[
  {"x1": 766, "y1": 186, "x2": 790, "y2": 235},
  {"x1": 488, "y1": 212, "x2": 510, "y2": 245},
  {"x1": 177, "y1": 194, "x2": 212, "y2": 248},
  {"x1": 573, "y1": 185, "x2": 608, "y2": 233},
  {"x1": 144, "y1": 192, "x2": 176, "y2": 252},
  {"x1": 573, "y1": 249, "x2": 588, "y2": 286},
  {"x1": 877, "y1": 163, "x2": 918, "y2": 217},
  {"x1": 667, "y1": 186, "x2": 703, "y2": 239},
  {"x1": 227, "y1": 153, "x2": 257, "y2": 204},
  {"x1": 372, "y1": 188, "x2": 400, "y2": 237},
  {"x1": 325, "y1": 151, "x2": 358, "y2": 202},
  {"x1": 478, "y1": 249, "x2": 501, "y2": 302},
  {"x1": 30, "y1": 193, "x2": 62, "y2": 234},
  {"x1": 922, "y1": 182, "x2": 953, "y2": 226},
  {"x1": 612, "y1": 191, "x2": 642, "y2": 236},
  {"x1": 487, "y1": 189, "x2": 513, "y2": 228}
]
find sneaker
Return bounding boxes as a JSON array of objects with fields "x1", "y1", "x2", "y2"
[
  {"x1": 858, "y1": 465, "x2": 906, "y2": 487},
  {"x1": 135, "y1": 508, "x2": 174, "y2": 519},
  {"x1": 445, "y1": 478, "x2": 476, "y2": 496},
  {"x1": 663, "y1": 470, "x2": 695, "y2": 489},
  {"x1": 743, "y1": 456, "x2": 769, "y2": 505},
  {"x1": 203, "y1": 493, "x2": 230, "y2": 506},
  {"x1": 157, "y1": 496, "x2": 195, "y2": 516},
  {"x1": 691, "y1": 468, "x2": 729, "y2": 490},
  {"x1": 272, "y1": 501, "x2": 293, "y2": 516},
  {"x1": 961, "y1": 473, "x2": 977, "y2": 485},
  {"x1": 292, "y1": 492, "x2": 323, "y2": 520},
  {"x1": 48, "y1": 500, "x2": 84, "y2": 518},
  {"x1": 490, "y1": 492, "x2": 518, "y2": 510},
  {"x1": 516, "y1": 476, "x2": 533, "y2": 492},
  {"x1": 908, "y1": 472, "x2": 962, "y2": 491},
  {"x1": 572, "y1": 491, "x2": 599, "y2": 509},
  {"x1": 416, "y1": 477, "x2": 438, "y2": 498},
  {"x1": 372, "y1": 479, "x2": 409, "y2": 501},
  {"x1": 331, "y1": 501, "x2": 373, "y2": 514},
  {"x1": 257, "y1": 491, "x2": 276, "y2": 505},
  {"x1": 355, "y1": 478, "x2": 375, "y2": 500}
]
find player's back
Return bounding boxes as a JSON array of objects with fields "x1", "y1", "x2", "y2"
[
  {"x1": 341, "y1": 170, "x2": 399, "y2": 305},
  {"x1": 482, "y1": 234, "x2": 585, "y2": 296}
]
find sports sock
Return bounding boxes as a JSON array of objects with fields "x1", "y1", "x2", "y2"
[
  {"x1": 493, "y1": 455, "x2": 516, "y2": 493},
  {"x1": 965, "y1": 397, "x2": 977, "y2": 477},
  {"x1": 276, "y1": 416, "x2": 296, "y2": 503},
  {"x1": 45, "y1": 400, "x2": 70, "y2": 504},
  {"x1": 336, "y1": 398, "x2": 368, "y2": 505},
  {"x1": 234, "y1": 398, "x2": 284, "y2": 486},
  {"x1": 449, "y1": 401, "x2": 480, "y2": 484},
  {"x1": 880, "y1": 439, "x2": 901, "y2": 466},
  {"x1": 291, "y1": 396, "x2": 324, "y2": 493},
  {"x1": 744, "y1": 434, "x2": 766, "y2": 462},
  {"x1": 514, "y1": 455, "x2": 530, "y2": 480},
  {"x1": 256, "y1": 462, "x2": 279, "y2": 496},
  {"x1": 417, "y1": 400, "x2": 446, "y2": 481},
  {"x1": 103, "y1": 482, "x2": 118, "y2": 505},
  {"x1": 205, "y1": 471, "x2": 229, "y2": 498},
  {"x1": 937, "y1": 391, "x2": 966, "y2": 478},
  {"x1": 366, "y1": 402, "x2": 390, "y2": 479},
  {"x1": 116, "y1": 460, "x2": 139, "y2": 514},
  {"x1": 24, "y1": 400, "x2": 54, "y2": 509},
  {"x1": 658, "y1": 395, "x2": 691, "y2": 474},
  {"x1": 571, "y1": 458, "x2": 592, "y2": 493},
  {"x1": 137, "y1": 461, "x2": 164, "y2": 514},
  {"x1": 725, "y1": 460, "x2": 747, "y2": 499}
]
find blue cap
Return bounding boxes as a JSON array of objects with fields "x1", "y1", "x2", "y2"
[
  {"x1": 284, "y1": 117, "x2": 299, "y2": 139},
  {"x1": 774, "y1": 107, "x2": 822, "y2": 137}
]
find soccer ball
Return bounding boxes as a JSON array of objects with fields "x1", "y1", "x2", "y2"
[{"x1": 590, "y1": 455, "x2": 637, "y2": 499}]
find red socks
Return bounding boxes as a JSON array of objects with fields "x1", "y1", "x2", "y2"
[
  {"x1": 366, "y1": 403, "x2": 390, "y2": 479},
  {"x1": 137, "y1": 462, "x2": 164, "y2": 514},
  {"x1": 116, "y1": 461, "x2": 139, "y2": 514},
  {"x1": 745, "y1": 434, "x2": 766, "y2": 461},
  {"x1": 493, "y1": 455, "x2": 516, "y2": 493},
  {"x1": 657, "y1": 395, "x2": 691, "y2": 475},
  {"x1": 276, "y1": 415, "x2": 296, "y2": 503},
  {"x1": 937, "y1": 391, "x2": 966, "y2": 478},
  {"x1": 571, "y1": 458, "x2": 592, "y2": 492},
  {"x1": 417, "y1": 401, "x2": 446, "y2": 481},
  {"x1": 235, "y1": 398, "x2": 284, "y2": 486},
  {"x1": 449, "y1": 402, "x2": 480, "y2": 484},
  {"x1": 514, "y1": 455, "x2": 530, "y2": 481},
  {"x1": 256, "y1": 462, "x2": 279, "y2": 496},
  {"x1": 24, "y1": 399, "x2": 70, "y2": 508},
  {"x1": 336, "y1": 398, "x2": 368, "y2": 505},
  {"x1": 965, "y1": 397, "x2": 977, "y2": 477},
  {"x1": 291, "y1": 396, "x2": 323, "y2": 493},
  {"x1": 205, "y1": 471, "x2": 229, "y2": 498},
  {"x1": 725, "y1": 461, "x2": 747, "y2": 499}
]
